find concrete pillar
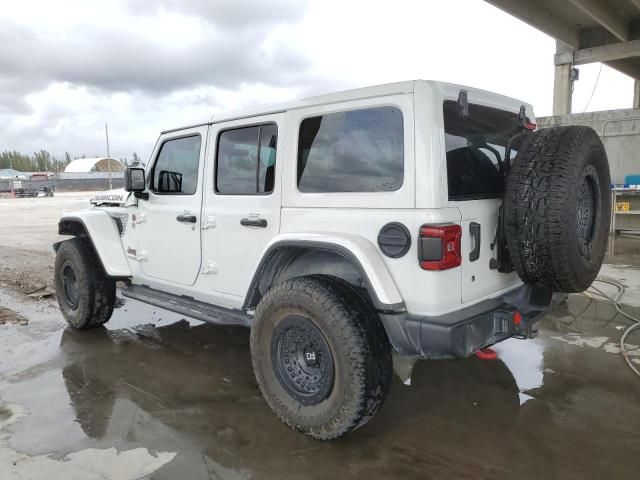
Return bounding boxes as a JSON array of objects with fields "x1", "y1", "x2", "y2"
[
  {"x1": 553, "y1": 64, "x2": 573, "y2": 116},
  {"x1": 634, "y1": 80, "x2": 640, "y2": 109}
]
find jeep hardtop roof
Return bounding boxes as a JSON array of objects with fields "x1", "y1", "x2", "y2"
[{"x1": 161, "y1": 80, "x2": 534, "y2": 134}]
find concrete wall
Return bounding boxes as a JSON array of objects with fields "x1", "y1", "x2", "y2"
[
  {"x1": 538, "y1": 109, "x2": 640, "y2": 184},
  {"x1": 54, "y1": 178, "x2": 124, "y2": 191},
  {"x1": 0, "y1": 178, "x2": 123, "y2": 192}
]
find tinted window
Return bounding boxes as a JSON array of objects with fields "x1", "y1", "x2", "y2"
[
  {"x1": 216, "y1": 124, "x2": 277, "y2": 194},
  {"x1": 444, "y1": 100, "x2": 521, "y2": 200},
  {"x1": 297, "y1": 107, "x2": 403, "y2": 193},
  {"x1": 152, "y1": 135, "x2": 201, "y2": 194}
]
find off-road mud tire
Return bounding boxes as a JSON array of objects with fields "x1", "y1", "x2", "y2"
[
  {"x1": 54, "y1": 237, "x2": 116, "y2": 329},
  {"x1": 505, "y1": 126, "x2": 611, "y2": 292},
  {"x1": 250, "y1": 275, "x2": 392, "y2": 440}
]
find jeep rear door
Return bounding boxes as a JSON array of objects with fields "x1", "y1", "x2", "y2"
[
  {"x1": 199, "y1": 113, "x2": 283, "y2": 300},
  {"x1": 443, "y1": 99, "x2": 521, "y2": 303}
]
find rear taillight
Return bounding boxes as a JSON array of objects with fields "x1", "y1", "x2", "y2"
[{"x1": 418, "y1": 224, "x2": 462, "y2": 270}]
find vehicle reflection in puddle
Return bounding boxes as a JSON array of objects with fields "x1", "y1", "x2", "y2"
[{"x1": 52, "y1": 319, "x2": 530, "y2": 478}]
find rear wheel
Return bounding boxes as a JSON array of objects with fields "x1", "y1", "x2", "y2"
[
  {"x1": 54, "y1": 237, "x2": 116, "y2": 329},
  {"x1": 250, "y1": 275, "x2": 392, "y2": 440}
]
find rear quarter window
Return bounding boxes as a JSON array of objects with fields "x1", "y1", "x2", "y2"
[{"x1": 297, "y1": 106, "x2": 404, "y2": 193}]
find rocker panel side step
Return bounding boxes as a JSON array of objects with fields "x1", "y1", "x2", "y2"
[{"x1": 122, "y1": 284, "x2": 251, "y2": 327}]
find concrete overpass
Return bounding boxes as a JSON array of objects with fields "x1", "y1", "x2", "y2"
[{"x1": 485, "y1": 0, "x2": 640, "y2": 115}]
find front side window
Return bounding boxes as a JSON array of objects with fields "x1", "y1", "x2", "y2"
[
  {"x1": 216, "y1": 124, "x2": 277, "y2": 195},
  {"x1": 297, "y1": 106, "x2": 404, "y2": 193},
  {"x1": 444, "y1": 100, "x2": 522, "y2": 200},
  {"x1": 152, "y1": 135, "x2": 201, "y2": 194}
]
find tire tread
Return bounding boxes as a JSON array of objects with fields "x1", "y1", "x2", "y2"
[
  {"x1": 504, "y1": 126, "x2": 610, "y2": 292},
  {"x1": 250, "y1": 275, "x2": 392, "y2": 440},
  {"x1": 55, "y1": 237, "x2": 116, "y2": 329}
]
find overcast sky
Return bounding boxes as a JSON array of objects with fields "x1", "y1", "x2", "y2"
[{"x1": 0, "y1": 0, "x2": 635, "y2": 162}]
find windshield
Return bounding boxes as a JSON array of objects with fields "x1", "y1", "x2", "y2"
[{"x1": 443, "y1": 100, "x2": 522, "y2": 201}]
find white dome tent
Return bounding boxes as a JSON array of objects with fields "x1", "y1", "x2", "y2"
[{"x1": 64, "y1": 157, "x2": 125, "y2": 173}]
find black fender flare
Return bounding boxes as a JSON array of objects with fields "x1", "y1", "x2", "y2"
[{"x1": 242, "y1": 240, "x2": 406, "y2": 313}]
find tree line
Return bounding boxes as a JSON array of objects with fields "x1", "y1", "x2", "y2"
[{"x1": 0, "y1": 150, "x2": 141, "y2": 172}]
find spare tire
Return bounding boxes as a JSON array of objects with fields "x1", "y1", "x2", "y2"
[{"x1": 504, "y1": 126, "x2": 610, "y2": 293}]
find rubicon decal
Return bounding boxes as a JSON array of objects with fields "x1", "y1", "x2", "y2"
[{"x1": 92, "y1": 194, "x2": 124, "y2": 202}]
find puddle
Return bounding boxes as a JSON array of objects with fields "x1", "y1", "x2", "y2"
[
  {"x1": 1, "y1": 283, "x2": 640, "y2": 479},
  {"x1": 595, "y1": 265, "x2": 640, "y2": 308},
  {"x1": 493, "y1": 338, "x2": 544, "y2": 403}
]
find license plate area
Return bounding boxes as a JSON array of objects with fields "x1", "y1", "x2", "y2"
[{"x1": 493, "y1": 309, "x2": 518, "y2": 335}]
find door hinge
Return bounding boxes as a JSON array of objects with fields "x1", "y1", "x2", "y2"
[
  {"x1": 202, "y1": 261, "x2": 218, "y2": 274},
  {"x1": 132, "y1": 213, "x2": 146, "y2": 224},
  {"x1": 201, "y1": 216, "x2": 216, "y2": 230},
  {"x1": 127, "y1": 247, "x2": 148, "y2": 261}
]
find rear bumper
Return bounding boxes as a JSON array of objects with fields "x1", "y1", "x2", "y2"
[{"x1": 379, "y1": 285, "x2": 553, "y2": 358}]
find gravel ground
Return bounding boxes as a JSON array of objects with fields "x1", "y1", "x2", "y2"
[
  {"x1": 0, "y1": 306, "x2": 28, "y2": 325},
  {"x1": 0, "y1": 192, "x2": 96, "y2": 295}
]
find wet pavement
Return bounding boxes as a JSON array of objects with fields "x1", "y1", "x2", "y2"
[{"x1": 1, "y1": 247, "x2": 640, "y2": 478}]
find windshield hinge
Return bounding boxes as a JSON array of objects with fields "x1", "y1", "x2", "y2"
[{"x1": 132, "y1": 213, "x2": 146, "y2": 224}]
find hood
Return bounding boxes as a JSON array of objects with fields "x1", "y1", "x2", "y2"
[{"x1": 90, "y1": 188, "x2": 129, "y2": 206}]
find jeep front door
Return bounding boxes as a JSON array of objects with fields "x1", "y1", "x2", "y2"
[{"x1": 136, "y1": 127, "x2": 207, "y2": 286}]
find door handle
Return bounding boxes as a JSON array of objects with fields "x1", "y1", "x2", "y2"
[
  {"x1": 176, "y1": 213, "x2": 197, "y2": 223},
  {"x1": 469, "y1": 222, "x2": 481, "y2": 262},
  {"x1": 240, "y1": 218, "x2": 267, "y2": 228}
]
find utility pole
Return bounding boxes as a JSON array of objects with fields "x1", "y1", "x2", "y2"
[{"x1": 105, "y1": 122, "x2": 112, "y2": 190}]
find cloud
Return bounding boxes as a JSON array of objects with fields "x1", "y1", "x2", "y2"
[
  {"x1": 126, "y1": 0, "x2": 307, "y2": 29},
  {"x1": 0, "y1": 0, "x2": 312, "y2": 112},
  {"x1": 0, "y1": 0, "x2": 329, "y2": 159},
  {"x1": 6, "y1": 0, "x2": 630, "y2": 163},
  {"x1": 47, "y1": 28, "x2": 308, "y2": 93},
  {"x1": 0, "y1": 81, "x2": 324, "y2": 161}
]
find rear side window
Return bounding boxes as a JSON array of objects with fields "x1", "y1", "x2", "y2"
[
  {"x1": 216, "y1": 124, "x2": 277, "y2": 195},
  {"x1": 443, "y1": 100, "x2": 521, "y2": 201},
  {"x1": 297, "y1": 106, "x2": 403, "y2": 193},
  {"x1": 152, "y1": 135, "x2": 201, "y2": 195}
]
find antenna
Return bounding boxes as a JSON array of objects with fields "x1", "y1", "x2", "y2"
[{"x1": 105, "y1": 122, "x2": 112, "y2": 190}]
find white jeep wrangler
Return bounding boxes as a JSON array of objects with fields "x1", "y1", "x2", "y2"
[{"x1": 54, "y1": 80, "x2": 610, "y2": 439}]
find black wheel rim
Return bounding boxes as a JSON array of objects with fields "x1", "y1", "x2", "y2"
[
  {"x1": 271, "y1": 315, "x2": 334, "y2": 406},
  {"x1": 62, "y1": 262, "x2": 80, "y2": 309},
  {"x1": 576, "y1": 165, "x2": 600, "y2": 255}
]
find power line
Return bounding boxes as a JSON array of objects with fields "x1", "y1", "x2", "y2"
[{"x1": 583, "y1": 63, "x2": 603, "y2": 112}]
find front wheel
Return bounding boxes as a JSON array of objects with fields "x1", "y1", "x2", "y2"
[
  {"x1": 250, "y1": 275, "x2": 392, "y2": 440},
  {"x1": 54, "y1": 237, "x2": 116, "y2": 329}
]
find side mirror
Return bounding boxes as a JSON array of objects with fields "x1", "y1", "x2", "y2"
[{"x1": 125, "y1": 167, "x2": 146, "y2": 192}]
